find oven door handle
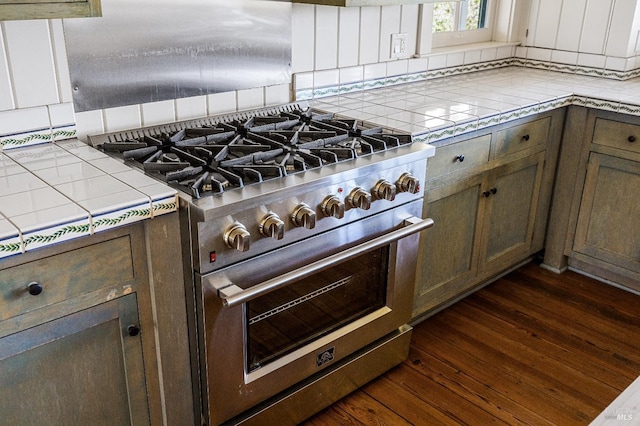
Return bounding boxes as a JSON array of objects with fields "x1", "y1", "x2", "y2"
[{"x1": 217, "y1": 215, "x2": 434, "y2": 308}]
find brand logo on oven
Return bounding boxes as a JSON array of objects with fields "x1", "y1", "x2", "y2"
[{"x1": 316, "y1": 347, "x2": 335, "y2": 368}]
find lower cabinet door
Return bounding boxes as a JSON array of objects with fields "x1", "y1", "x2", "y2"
[
  {"x1": 479, "y1": 152, "x2": 545, "y2": 274},
  {"x1": 0, "y1": 294, "x2": 149, "y2": 426},
  {"x1": 573, "y1": 153, "x2": 640, "y2": 273},
  {"x1": 413, "y1": 173, "x2": 484, "y2": 317}
]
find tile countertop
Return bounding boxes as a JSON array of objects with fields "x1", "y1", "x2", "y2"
[
  {"x1": 311, "y1": 67, "x2": 640, "y2": 143},
  {"x1": 2, "y1": 66, "x2": 640, "y2": 259},
  {"x1": 0, "y1": 139, "x2": 177, "y2": 259}
]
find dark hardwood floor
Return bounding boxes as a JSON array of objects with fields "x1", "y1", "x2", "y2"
[{"x1": 302, "y1": 262, "x2": 640, "y2": 425}]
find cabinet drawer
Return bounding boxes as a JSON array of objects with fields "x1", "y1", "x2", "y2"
[
  {"x1": 592, "y1": 118, "x2": 640, "y2": 154},
  {"x1": 426, "y1": 134, "x2": 491, "y2": 180},
  {"x1": 0, "y1": 235, "x2": 136, "y2": 321},
  {"x1": 493, "y1": 117, "x2": 550, "y2": 158}
]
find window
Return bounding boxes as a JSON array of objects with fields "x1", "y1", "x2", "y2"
[{"x1": 432, "y1": 0, "x2": 493, "y2": 48}]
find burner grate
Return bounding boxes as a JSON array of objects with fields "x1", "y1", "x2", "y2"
[{"x1": 88, "y1": 103, "x2": 413, "y2": 198}]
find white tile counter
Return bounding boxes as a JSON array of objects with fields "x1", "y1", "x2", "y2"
[
  {"x1": 2, "y1": 66, "x2": 640, "y2": 259},
  {"x1": 0, "y1": 140, "x2": 177, "y2": 259},
  {"x1": 311, "y1": 67, "x2": 640, "y2": 143}
]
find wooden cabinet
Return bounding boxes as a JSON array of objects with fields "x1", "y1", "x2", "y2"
[
  {"x1": 417, "y1": 174, "x2": 483, "y2": 312},
  {"x1": 0, "y1": 214, "x2": 194, "y2": 425},
  {"x1": 413, "y1": 110, "x2": 564, "y2": 318},
  {"x1": 573, "y1": 154, "x2": 640, "y2": 273},
  {"x1": 478, "y1": 151, "x2": 546, "y2": 274},
  {"x1": 558, "y1": 109, "x2": 640, "y2": 291},
  {"x1": 0, "y1": 294, "x2": 149, "y2": 425},
  {"x1": 0, "y1": 0, "x2": 101, "y2": 20}
]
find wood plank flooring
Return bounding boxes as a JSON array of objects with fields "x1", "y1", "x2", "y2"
[{"x1": 302, "y1": 262, "x2": 640, "y2": 425}]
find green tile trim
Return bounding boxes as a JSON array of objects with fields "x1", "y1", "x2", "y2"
[
  {"x1": 92, "y1": 201, "x2": 177, "y2": 231},
  {"x1": 22, "y1": 223, "x2": 91, "y2": 249},
  {"x1": 0, "y1": 131, "x2": 52, "y2": 149},
  {"x1": 0, "y1": 239, "x2": 22, "y2": 254},
  {"x1": 52, "y1": 128, "x2": 77, "y2": 141}
]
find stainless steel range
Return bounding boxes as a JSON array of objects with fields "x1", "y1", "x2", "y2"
[{"x1": 88, "y1": 103, "x2": 434, "y2": 425}]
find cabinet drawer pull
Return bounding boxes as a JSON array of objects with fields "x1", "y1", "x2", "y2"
[
  {"x1": 628, "y1": 136, "x2": 636, "y2": 143},
  {"x1": 27, "y1": 282, "x2": 43, "y2": 296},
  {"x1": 483, "y1": 188, "x2": 498, "y2": 198},
  {"x1": 455, "y1": 154, "x2": 465, "y2": 162},
  {"x1": 522, "y1": 134, "x2": 530, "y2": 142}
]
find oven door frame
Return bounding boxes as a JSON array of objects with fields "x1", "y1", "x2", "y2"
[{"x1": 197, "y1": 199, "x2": 431, "y2": 424}]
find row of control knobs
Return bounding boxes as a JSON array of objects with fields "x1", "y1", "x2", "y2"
[{"x1": 223, "y1": 173, "x2": 420, "y2": 252}]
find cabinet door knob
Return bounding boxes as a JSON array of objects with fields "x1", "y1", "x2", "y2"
[
  {"x1": 522, "y1": 134, "x2": 530, "y2": 141},
  {"x1": 27, "y1": 282, "x2": 43, "y2": 296},
  {"x1": 491, "y1": 187, "x2": 498, "y2": 195},
  {"x1": 127, "y1": 325, "x2": 141, "y2": 337},
  {"x1": 455, "y1": 154, "x2": 465, "y2": 162},
  {"x1": 628, "y1": 136, "x2": 636, "y2": 143}
]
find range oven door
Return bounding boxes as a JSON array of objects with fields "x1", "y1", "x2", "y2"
[{"x1": 197, "y1": 200, "x2": 432, "y2": 424}]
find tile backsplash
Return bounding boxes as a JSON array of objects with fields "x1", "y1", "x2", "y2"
[{"x1": 1, "y1": 1, "x2": 640, "y2": 147}]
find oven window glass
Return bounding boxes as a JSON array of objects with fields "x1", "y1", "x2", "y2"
[{"x1": 246, "y1": 246, "x2": 389, "y2": 372}]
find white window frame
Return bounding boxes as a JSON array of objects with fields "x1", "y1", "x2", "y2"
[{"x1": 431, "y1": 0, "x2": 496, "y2": 48}]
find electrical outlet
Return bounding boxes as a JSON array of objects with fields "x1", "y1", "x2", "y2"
[{"x1": 391, "y1": 33, "x2": 408, "y2": 59}]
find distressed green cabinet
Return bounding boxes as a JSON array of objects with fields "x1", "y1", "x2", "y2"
[
  {"x1": 0, "y1": 215, "x2": 193, "y2": 425},
  {"x1": 413, "y1": 109, "x2": 564, "y2": 319},
  {"x1": 0, "y1": 294, "x2": 149, "y2": 425},
  {"x1": 558, "y1": 109, "x2": 640, "y2": 292}
]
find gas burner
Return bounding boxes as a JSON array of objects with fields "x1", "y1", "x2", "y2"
[{"x1": 89, "y1": 104, "x2": 413, "y2": 199}]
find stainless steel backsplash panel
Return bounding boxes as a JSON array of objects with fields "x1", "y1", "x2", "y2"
[{"x1": 63, "y1": 0, "x2": 292, "y2": 112}]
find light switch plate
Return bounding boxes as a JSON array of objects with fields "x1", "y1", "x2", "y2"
[{"x1": 391, "y1": 33, "x2": 408, "y2": 59}]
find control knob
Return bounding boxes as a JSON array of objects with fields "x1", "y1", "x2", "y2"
[
  {"x1": 292, "y1": 203, "x2": 316, "y2": 229},
  {"x1": 259, "y1": 213, "x2": 285, "y2": 240},
  {"x1": 321, "y1": 195, "x2": 345, "y2": 219},
  {"x1": 223, "y1": 223, "x2": 251, "y2": 252},
  {"x1": 397, "y1": 172, "x2": 421, "y2": 194},
  {"x1": 372, "y1": 179, "x2": 397, "y2": 201},
  {"x1": 347, "y1": 187, "x2": 372, "y2": 210}
]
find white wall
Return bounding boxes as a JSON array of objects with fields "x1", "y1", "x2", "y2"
[
  {"x1": 1, "y1": 1, "x2": 639, "y2": 143},
  {"x1": 0, "y1": 4, "x2": 431, "y2": 141},
  {"x1": 525, "y1": 0, "x2": 640, "y2": 57}
]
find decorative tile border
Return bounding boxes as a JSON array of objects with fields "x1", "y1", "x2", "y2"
[
  {"x1": 0, "y1": 124, "x2": 77, "y2": 151},
  {"x1": 0, "y1": 195, "x2": 178, "y2": 258},
  {"x1": 298, "y1": 58, "x2": 516, "y2": 102},
  {"x1": 408, "y1": 96, "x2": 575, "y2": 145},
  {"x1": 52, "y1": 125, "x2": 77, "y2": 142},
  {"x1": 572, "y1": 96, "x2": 621, "y2": 112},
  {"x1": 518, "y1": 58, "x2": 640, "y2": 81},
  {"x1": 91, "y1": 197, "x2": 178, "y2": 233},
  {"x1": 617, "y1": 102, "x2": 640, "y2": 115},
  {"x1": 5, "y1": 199, "x2": 179, "y2": 255},
  {"x1": 0, "y1": 233, "x2": 22, "y2": 259},
  {"x1": 22, "y1": 218, "x2": 92, "y2": 252},
  {"x1": 0, "y1": 128, "x2": 53, "y2": 150},
  {"x1": 151, "y1": 196, "x2": 179, "y2": 219}
]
